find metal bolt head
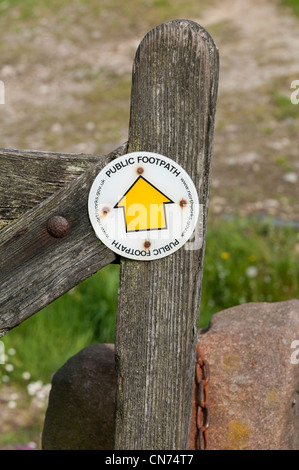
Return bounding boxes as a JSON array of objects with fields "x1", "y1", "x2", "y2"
[
  {"x1": 47, "y1": 215, "x2": 70, "y2": 238},
  {"x1": 102, "y1": 206, "x2": 110, "y2": 216},
  {"x1": 143, "y1": 240, "x2": 151, "y2": 249},
  {"x1": 179, "y1": 199, "x2": 188, "y2": 208}
]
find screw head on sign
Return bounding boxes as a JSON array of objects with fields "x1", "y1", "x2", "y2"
[
  {"x1": 47, "y1": 215, "x2": 70, "y2": 238},
  {"x1": 102, "y1": 206, "x2": 110, "y2": 216},
  {"x1": 179, "y1": 199, "x2": 187, "y2": 208},
  {"x1": 143, "y1": 240, "x2": 151, "y2": 249}
]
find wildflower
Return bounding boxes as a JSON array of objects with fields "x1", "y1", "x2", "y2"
[
  {"x1": 7, "y1": 400, "x2": 17, "y2": 409},
  {"x1": 5, "y1": 363, "x2": 14, "y2": 372},
  {"x1": 27, "y1": 442, "x2": 37, "y2": 449},
  {"x1": 22, "y1": 371, "x2": 31, "y2": 381},
  {"x1": 8, "y1": 348, "x2": 16, "y2": 356},
  {"x1": 221, "y1": 252, "x2": 230, "y2": 260},
  {"x1": 246, "y1": 266, "x2": 258, "y2": 278},
  {"x1": 2, "y1": 375, "x2": 10, "y2": 383},
  {"x1": 27, "y1": 380, "x2": 43, "y2": 396},
  {"x1": 36, "y1": 390, "x2": 46, "y2": 401},
  {"x1": 218, "y1": 270, "x2": 228, "y2": 279}
]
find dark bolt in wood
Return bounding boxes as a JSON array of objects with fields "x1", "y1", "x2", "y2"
[{"x1": 47, "y1": 216, "x2": 70, "y2": 238}]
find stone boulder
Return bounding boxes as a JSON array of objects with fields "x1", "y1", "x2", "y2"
[
  {"x1": 42, "y1": 343, "x2": 115, "y2": 450},
  {"x1": 42, "y1": 300, "x2": 299, "y2": 450},
  {"x1": 189, "y1": 299, "x2": 299, "y2": 450}
]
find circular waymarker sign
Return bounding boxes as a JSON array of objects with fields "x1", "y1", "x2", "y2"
[{"x1": 88, "y1": 152, "x2": 200, "y2": 261}]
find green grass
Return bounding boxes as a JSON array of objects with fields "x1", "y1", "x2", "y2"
[
  {"x1": 0, "y1": 0, "x2": 65, "y2": 20},
  {"x1": 280, "y1": 0, "x2": 299, "y2": 17},
  {"x1": 0, "y1": 0, "x2": 212, "y2": 34},
  {"x1": 270, "y1": 89, "x2": 299, "y2": 120},
  {"x1": 200, "y1": 216, "x2": 299, "y2": 325},
  {"x1": 1, "y1": 217, "x2": 298, "y2": 385},
  {"x1": 1, "y1": 264, "x2": 119, "y2": 384}
]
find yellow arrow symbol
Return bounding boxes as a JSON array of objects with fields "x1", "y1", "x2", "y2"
[{"x1": 114, "y1": 176, "x2": 174, "y2": 232}]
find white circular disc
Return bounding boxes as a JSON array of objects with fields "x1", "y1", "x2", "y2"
[{"x1": 88, "y1": 151, "x2": 200, "y2": 261}]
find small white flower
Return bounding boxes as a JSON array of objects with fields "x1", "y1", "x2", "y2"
[
  {"x1": 36, "y1": 390, "x2": 46, "y2": 401},
  {"x1": 246, "y1": 266, "x2": 258, "y2": 278},
  {"x1": 5, "y1": 363, "x2": 14, "y2": 372},
  {"x1": 2, "y1": 375, "x2": 10, "y2": 383},
  {"x1": 27, "y1": 380, "x2": 43, "y2": 396},
  {"x1": 7, "y1": 400, "x2": 17, "y2": 409},
  {"x1": 22, "y1": 371, "x2": 31, "y2": 380},
  {"x1": 27, "y1": 442, "x2": 37, "y2": 449},
  {"x1": 8, "y1": 348, "x2": 16, "y2": 356}
]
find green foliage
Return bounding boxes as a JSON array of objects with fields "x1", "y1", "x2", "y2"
[
  {"x1": 1, "y1": 265, "x2": 119, "y2": 383},
  {"x1": 0, "y1": 0, "x2": 211, "y2": 32},
  {"x1": 280, "y1": 0, "x2": 299, "y2": 17},
  {"x1": 270, "y1": 89, "x2": 299, "y2": 120},
  {"x1": 2, "y1": 218, "x2": 298, "y2": 385},
  {"x1": 199, "y1": 217, "x2": 299, "y2": 326}
]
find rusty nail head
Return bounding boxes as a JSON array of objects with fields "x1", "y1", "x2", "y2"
[
  {"x1": 47, "y1": 215, "x2": 70, "y2": 238},
  {"x1": 137, "y1": 167, "x2": 144, "y2": 174},
  {"x1": 102, "y1": 206, "x2": 110, "y2": 215},
  {"x1": 179, "y1": 199, "x2": 187, "y2": 208},
  {"x1": 143, "y1": 240, "x2": 151, "y2": 249}
]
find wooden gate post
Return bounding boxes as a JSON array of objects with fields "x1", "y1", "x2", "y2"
[{"x1": 114, "y1": 20, "x2": 219, "y2": 449}]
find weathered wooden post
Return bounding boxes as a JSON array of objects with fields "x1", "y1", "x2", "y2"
[
  {"x1": 114, "y1": 20, "x2": 218, "y2": 449},
  {"x1": 0, "y1": 19, "x2": 218, "y2": 451}
]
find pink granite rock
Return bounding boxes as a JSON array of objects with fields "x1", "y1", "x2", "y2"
[{"x1": 190, "y1": 300, "x2": 299, "y2": 450}]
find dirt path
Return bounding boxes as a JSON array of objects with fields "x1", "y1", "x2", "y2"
[
  {"x1": 1, "y1": 0, "x2": 298, "y2": 220},
  {"x1": 200, "y1": 0, "x2": 299, "y2": 221},
  {"x1": 202, "y1": 0, "x2": 299, "y2": 92}
]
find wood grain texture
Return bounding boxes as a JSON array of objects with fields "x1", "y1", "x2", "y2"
[
  {"x1": 0, "y1": 148, "x2": 100, "y2": 231},
  {"x1": 114, "y1": 20, "x2": 219, "y2": 449},
  {"x1": 0, "y1": 144, "x2": 127, "y2": 337}
]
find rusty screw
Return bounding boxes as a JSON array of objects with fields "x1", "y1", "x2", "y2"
[
  {"x1": 47, "y1": 215, "x2": 70, "y2": 238},
  {"x1": 102, "y1": 206, "x2": 110, "y2": 216},
  {"x1": 143, "y1": 240, "x2": 151, "y2": 249},
  {"x1": 179, "y1": 199, "x2": 188, "y2": 208},
  {"x1": 137, "y1": 167, "x2": 144, "y2": 175}
]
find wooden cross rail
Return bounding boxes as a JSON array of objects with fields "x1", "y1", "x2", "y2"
[{"x1": 0, "y1": 20, "x2": 218, "y2": 449}]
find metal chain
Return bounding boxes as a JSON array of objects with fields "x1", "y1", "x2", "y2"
[{"x1": 194, "y1": 339, "x2": 210, "y2": 450}]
